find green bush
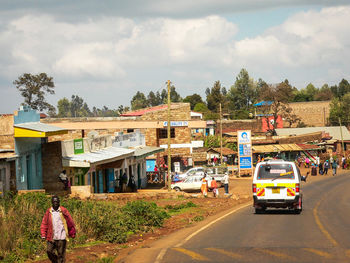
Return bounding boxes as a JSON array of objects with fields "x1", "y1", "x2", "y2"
[{"x1": 0, "y1": 193, "x2": 170, "y2": 262}]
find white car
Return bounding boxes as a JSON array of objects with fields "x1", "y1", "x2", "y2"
[
  {"x1": 178, "y1": 167, "x2": 205, "y2": 180},
  {"x1": 171, "y1": 175, "x2": 217, "y2": 192}
]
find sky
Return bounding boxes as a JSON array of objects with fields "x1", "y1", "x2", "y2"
[{"x1": 1, "y1": 0, "x2": 350, "y2": 114}]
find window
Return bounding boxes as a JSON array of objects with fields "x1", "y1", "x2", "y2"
[
  {"x1": 158, "y1": 128, "x2": 175, "y2": 139},
  {"x1": 257, "y1": 164, "x2": 294, "y2": 180}
]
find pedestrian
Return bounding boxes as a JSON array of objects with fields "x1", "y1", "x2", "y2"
[
  {"x1": 223, "y1": 172, "x2": 229, "y2": 195},
  {"x1": 305, "y1": 157, "x2": 310, "y2": 168},
  {"x1": 319, "y1": 160, "x2": 324, "y2": 175},
  {"x1": 311, "y1": 163, "x2": 317, "y2": 176},
  {"x1": 332, "y1": 160, "x2": 337, "y2": 176},
  {"x1": 58, "y1": 170, "x2": 69, "y2": 190},
  {"x1": 324, "y1": 160, "x2": 329, "y2": 175},
  {"x1": 210, "y1": 177, "x2": 218, "y2": 197},
  {"x1": 121, "y1": 172, "x2": 128, "y2": 192},
  {"x1": 342, "y1": 156, "x2": 346, "y2": 169},
  {"x1": 201, "y1": 174, "x2": 208, "y2": 197},
  {"x1": 41, "y1": 196, "x2": 76, "y2": 263}
]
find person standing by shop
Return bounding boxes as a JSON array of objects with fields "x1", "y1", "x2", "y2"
[
  {"x1": 223, "y1": 172, "x2": 229, "y2": 195},
  {"x1": 332, "y1": 159, "x2": 338, "y2": 176},
  {"x1": 41, "y1": 196, "x2": 76, "y2": 263}
]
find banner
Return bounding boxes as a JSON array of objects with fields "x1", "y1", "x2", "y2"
[{"x1": 237, "y1": 130, "x2": 253, "y2": 175}]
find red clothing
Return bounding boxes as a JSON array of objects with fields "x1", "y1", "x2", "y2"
[
  {"x1": 41, "y1": 206, "x2": 76, "y2": 241},
  {"x1": 210, "y1": 180, "x2": 218, "y2": 189}
]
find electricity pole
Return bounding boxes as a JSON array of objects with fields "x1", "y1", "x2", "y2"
[
  {"x1": 167, "y1": 80, "x2": 172, "y2": 191},
  {"x1": 339, "y1": 117, "x2": 345, "y2": 154},
  {"x1": 220, "y1": 103, "x2": 223, "y2": 165}
]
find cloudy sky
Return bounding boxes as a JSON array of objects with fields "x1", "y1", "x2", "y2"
[{"x1": 1, "y1": 0, "x2": 350, "y2": 114}]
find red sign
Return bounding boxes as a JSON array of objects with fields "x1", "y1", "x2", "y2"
[{"x1": 261, "y1": 116, "x2": 283, "y2": 132}]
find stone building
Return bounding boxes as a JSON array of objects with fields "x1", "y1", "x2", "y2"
[{"x1": 288, "y1": 101, "x2": 331, "y2": 127}]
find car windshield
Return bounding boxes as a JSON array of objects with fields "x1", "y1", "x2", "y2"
[{"x1": 257, "y1": 163, "x2": 295, "y2": 180}]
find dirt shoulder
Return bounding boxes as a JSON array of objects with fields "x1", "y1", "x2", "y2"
[{"x1": 33, "y1": 167, "x2": 348, "y2": 263}]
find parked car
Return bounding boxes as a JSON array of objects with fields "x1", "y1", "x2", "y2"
[
  {"x1": 178, "y1": 167, "x2": 205, "y2": 180},
  {"x1": 171, "y1": 175, "x2": 219, "y2": 192}
]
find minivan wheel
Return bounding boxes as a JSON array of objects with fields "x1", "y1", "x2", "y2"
[
  {"x1": 174, "y1": 187, "x2": 181, "y2": 192},
  {"x1": 255, "y1": 207, "x2": 265, "y2": 214}
]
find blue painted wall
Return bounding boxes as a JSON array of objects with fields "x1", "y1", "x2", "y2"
[{"x1": 14, "y1": 106, "x2": 43, "y2": 190}]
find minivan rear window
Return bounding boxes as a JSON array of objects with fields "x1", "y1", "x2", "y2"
[{"x1": 257, "y1": 163, "x2": 294, "y2": 180}]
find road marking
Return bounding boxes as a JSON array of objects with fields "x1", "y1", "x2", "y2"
[
  {"x1": 175, "y1": 202, "x2": 251, "y2": 247},
  {"x1": 155, "y1": 248, "x2": 167, "y2": 263},
  {"x1": 255, "y1": 248, "x2": 295, "y2": 261},
  {"x1": 303, "y1": 248, "x2": 332, "y2": 259},
  {"x1": 205, "y1": 247, "x2": 243, "y2": 259},
  {"x1": 172, "y1": 248, "x2": 209, "y2": 261},
  {"x1": 313, "y1": 200, "x2": 338, "y2": 247}
]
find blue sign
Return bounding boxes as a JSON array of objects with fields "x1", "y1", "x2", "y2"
[
  {"x1": 239, "y1": 144, "x2": 251, "y2": 156},
  {"x1": 163, "y1": 121, "x2": 188, "y2": 127},
  {"x1": 239, "y1": 157, "x2": 252, "y2": 169}
]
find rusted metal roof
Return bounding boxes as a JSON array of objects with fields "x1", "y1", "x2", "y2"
[{"x1": 252, "y1": 144, "x2": 303, "y2": 153}]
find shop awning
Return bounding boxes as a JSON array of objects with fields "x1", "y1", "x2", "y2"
[
  {"x1": 132, "y1": 146, "x2": 164, "y2": 159},
  {"x1": 252, "y1": 144, "x2": 303, "y2": 153},
  {"x1": 14, "y1": 122, "x2": 67, "y2": 138},
  {"x1": 62, "y1": 147, "x2": 134, "y2": 167}
]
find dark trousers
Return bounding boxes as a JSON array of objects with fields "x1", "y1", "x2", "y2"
[
  {"x1": 224, "y1": 183, "x2": 229, "y2": 194},
  {"x1": 47, "y1": 240, "x2": 67, "y2": 263}
]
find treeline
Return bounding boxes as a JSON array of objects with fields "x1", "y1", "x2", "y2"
[{"x1": 13, "y1": 70, "x2": 350, "y2": 124}]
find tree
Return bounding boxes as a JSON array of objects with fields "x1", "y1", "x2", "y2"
[
  {"x1": 57, "y1": 98, "x2": 71, "y2": 117},
  {"x1": 147, "y1": 91, "x2": 162, "y2": 106},
  {"x1": 206, "y1": 81, "x2": 227, "y2": 112},
  {"x1": 330, "y1": 79, "x2": 350, "y2": 98},
  {"x1": 131, "y1": 91, "x2": 148, "y2": 110},
  {"x1": 14, "y1": 73, "x2": 55, "y2": 112},
  {"x1": 228, "y1": 69, "x2": 258, "y2": 119},
  {"x1": 183, "y1": 94, "x2": 204, "y2": 110},
  {"x1": 329, "y1": 93, "x2": 350, "y2": 126},
  {"x1": 314, "y1": 84, "x2": 333, "y2": 101},
  {"x1": 258, "y1": 81, "x2": 296, "y2": 134}
]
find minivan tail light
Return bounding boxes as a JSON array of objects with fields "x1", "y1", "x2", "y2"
[
  {"x1": 295, "y1": 183, "x2": 300, "y2": 193},
  {"x1": 253, "y1": 184, "x2": 257, "y2": 193}
]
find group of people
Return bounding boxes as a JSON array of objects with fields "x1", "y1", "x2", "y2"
[
  {"x1": 200, "y1": 173, "x2": 230, "y2": 197},
  {"x1": 307, "y1": 155, "x2": 348, "y2": 176}
]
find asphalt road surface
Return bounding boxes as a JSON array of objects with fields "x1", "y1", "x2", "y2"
[{"x1": 160, "y1": 173, "x2": 350, "y2": 263}]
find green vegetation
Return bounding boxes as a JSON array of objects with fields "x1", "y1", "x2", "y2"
[
  {"x1": 164, "y1": 201, "x2": 197, "y2": 215},
  {"x1": 0, "y1": 193, "x2": 169, "y2": 262}
]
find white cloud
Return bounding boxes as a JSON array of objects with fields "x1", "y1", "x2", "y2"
[{"x1": 0, "y1": 5, "x2": 350, "y2": 113}]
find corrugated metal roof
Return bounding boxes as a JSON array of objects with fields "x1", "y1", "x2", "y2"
[
  {"x1": 275, "y1": 127, "x2": 350, "y2": 141},
  {"x1": 132, "y1": 146, "x2": 164, "y2": 157},
  {"x1": 252, "y1": 144, "x2": 303, "y2": 153},
  {"x1": 14, "y1": 122, "x2": 66, "y2": 132},
  {"x1": 63, "y1": 147, "x2": 134, "y2": 166}
]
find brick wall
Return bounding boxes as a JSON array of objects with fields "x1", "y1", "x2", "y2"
[
  {"x1": 42, "y1": 141, "x2": 64, "y2": 193},
  {"x1": 220, "y1": 119, "x2": 262, "y2": 133},
  {"x1": 288, "y1": 101, "x2": 330, "y2": 127},
  {"x1": 0, "y1": 114, "x2": 14, "y2": 149},
  {"x1": 141, "y1": 103, "x2": 191, "y2": 121}
]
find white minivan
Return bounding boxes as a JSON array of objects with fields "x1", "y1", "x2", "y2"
[{"x1": 252, "y1": 160, "x2": 307, "y2": 214}]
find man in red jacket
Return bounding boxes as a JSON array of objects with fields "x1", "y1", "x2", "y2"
[{"x1": 41, "y1": 195, "x2": 76, "y2": 263}]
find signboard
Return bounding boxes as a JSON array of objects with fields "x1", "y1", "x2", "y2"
[
  {"x1": 74, "y1": 138, "x2": 84, "y2": 154},
  {"x1": 163, "y1": 121, "x2": 188, "y2": 127},
  {"x1": 237, "y1": 130, "x2": 253, "y2": 176}
]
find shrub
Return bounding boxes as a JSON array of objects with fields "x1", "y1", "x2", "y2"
[{"x1": 0, "y1": 194, "x2": 170, "y2": 261}]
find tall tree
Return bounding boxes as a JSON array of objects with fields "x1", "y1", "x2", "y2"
[
  {"x1": 183, "y1": 93, "x2": 204, "y2": 110},
  {"x1": 206, "y1": 81, "x2": 226, "y2": 112},
  {"x1": 57, "y1": 97, "x2": 71, "y2": 117},
  {"x1": 314, "y1": 84, "x2": 333, "y2": 101},
  {"x1": 147, "y1": 91, "x2": 162, "y2": 106},
  {"x1": 14, "y1": 73, "x2": 55, "y2": 112},
  {"x1": 228, "y1": 69, "x2": 258, "y2": 119},
  {"x1": 131, "y1": 91, "x2": 148, "y2": 110}
]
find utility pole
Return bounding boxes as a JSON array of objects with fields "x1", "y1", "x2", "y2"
[
  {"x1": 220, "y1": 103, "x2": 223, "y2": 165},
  {"x1": 167, "y1": 80, "x2": 172, "y2": 191},
  {"x1": 339, "y1": 117, "x2": 345, "y2": 154}
]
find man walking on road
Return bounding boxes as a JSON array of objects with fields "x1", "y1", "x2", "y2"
[{"x1": 41, "y1": 196, "x2": 76, "y2": 263}]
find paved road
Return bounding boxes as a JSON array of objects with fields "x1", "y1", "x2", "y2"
[{"x1": 160, "y1": 173, "x2": 350, "y2": 263}]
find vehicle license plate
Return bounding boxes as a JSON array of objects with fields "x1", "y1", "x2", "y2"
[{"x1": 272, "y1": 188, "x2": 280, "y2": 194}]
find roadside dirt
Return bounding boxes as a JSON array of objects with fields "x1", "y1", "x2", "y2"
[{"x1": 33, "y1": 166, "x2": 346, "y2": 263}]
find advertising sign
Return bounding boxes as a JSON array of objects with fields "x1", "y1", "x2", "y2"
[
  {"x1": 237, "y1": 130, "x2": 253, "y2": 176},
  {"x1": 74, "y1": 138, "x2": 84, "y2": 154}
]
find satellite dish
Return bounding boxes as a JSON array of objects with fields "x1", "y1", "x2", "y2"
[{"x1": 87, "y1": 130, "x2": 99, "y2": 138}]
